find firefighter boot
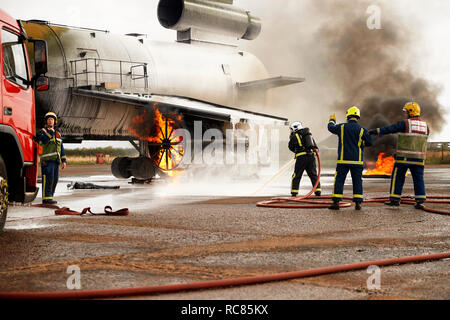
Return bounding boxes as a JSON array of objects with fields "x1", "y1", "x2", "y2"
[
  {"x1": 384, "y1": 199, "x2": 400, "y2": 207},
  {"x1": 328, "y1": 200, "x2": 340, "y2": 210},
  {"x1": 355, "y1": 201, "x2": 362, "y2": 211},
  {"x1": 415, "y1": 200, "x2": 425, "y2": 210},
  {"x1": 43, "y1": 200, "x2": 58, "y2": 205}
]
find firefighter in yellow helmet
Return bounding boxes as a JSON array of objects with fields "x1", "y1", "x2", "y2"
[
  {"x1": 328, "y1": 106, "x2": 373, "y2": 210},
  {"x1": 37, "y1": 112, "x2": 67, "y2": 204},
  {"x1": 369, "y1": 102, "x2": 430, "y2": 209}
]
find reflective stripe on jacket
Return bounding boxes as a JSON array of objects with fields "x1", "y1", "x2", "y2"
[
  {"x1": 379, "y1": 118, "x2": 430, "y2": 162},
  {"x1": 397, "y1": 119, "x2": 429, "y2": 160},
  {"x1": 328, "y1": 119, "x2": 373, "y2": 166},
  {"x1": 288, "y1": 129, "x2": 317, "y2": 158},
  {"x1": 38, "y1": 128, "x2": 66, "y2": 163}
]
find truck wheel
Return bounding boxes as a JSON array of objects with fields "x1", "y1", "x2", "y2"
[{"x1": 0, "y1": 155, "x2": 8, "y2": 235}]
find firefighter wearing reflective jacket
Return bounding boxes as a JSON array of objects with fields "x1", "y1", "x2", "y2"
[
  {"x1": 369, "y1": 102, "x2": 429, "y2": 209},
  {"x1": 289, "y1": 122, "x2": 321, "y2": 197},
  {"x1": 328, "y1": 107, "x2": 373, "y2": 211},
  {"x1": 37, "y1": 112, "x2": 67, "y2": 204}
]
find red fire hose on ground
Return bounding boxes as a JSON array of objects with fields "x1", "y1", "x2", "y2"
[
  {"x1": 0, "y1": 251, "x2": 448, "y2": 300},
  {"x1": 257, "y1": 149, "x2": 450, "y2": 215},
  {"x1": 2, "y1": 152, "x2": 448, "y2": 300}
]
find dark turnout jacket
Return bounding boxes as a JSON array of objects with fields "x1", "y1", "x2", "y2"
[
  {"x1": 289, "y1": 128, "x2": 318, "y2": 158},
  {"x1": 328, "y1": 119, "x2": 373, "y2": 166}
]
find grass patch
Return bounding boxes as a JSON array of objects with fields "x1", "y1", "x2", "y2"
[{"x1": 39, "y1": 147, "x2": 139, "y2": 165}]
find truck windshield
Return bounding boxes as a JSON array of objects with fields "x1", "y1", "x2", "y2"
[{"x1": 2, "y1": 28, "x2": 29, "y2": 88}]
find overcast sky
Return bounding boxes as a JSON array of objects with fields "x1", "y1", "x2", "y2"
[{"x1": 1, "y1": 0, "x2": 449, "y2": 147}]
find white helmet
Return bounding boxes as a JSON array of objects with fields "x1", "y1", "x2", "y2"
[{"x1": 290, "y1": 121, "x2": 303, "y2": 132}]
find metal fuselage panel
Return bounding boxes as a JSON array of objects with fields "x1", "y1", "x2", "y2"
[{"x1": 22, "y1": 21, "x2": 270, "y2": 140}]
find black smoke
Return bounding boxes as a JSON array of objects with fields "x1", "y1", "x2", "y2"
[
  {"x1": 240, "y1": 0, "x2": 446, "y2": 159},
  {"x1": 312, "y1": 1, "x2": 445, "y2": 160}
]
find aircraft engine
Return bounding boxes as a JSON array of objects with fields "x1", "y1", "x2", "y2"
[{"x1": 157, "y1": 0, "x2": 261, "y2": 42}]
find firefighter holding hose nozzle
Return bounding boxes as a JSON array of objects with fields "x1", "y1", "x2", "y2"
[
  {"x1": 289, "y1": 122, "x2": 321, "y2": 197},
  {"x1": 369, "y1": 102, "x2": 430, "y2": 209},
  {"x1": 328, "y1": 107, "x2": 373, "y2": 211}
]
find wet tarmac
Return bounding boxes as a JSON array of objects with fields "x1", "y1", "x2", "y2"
[{"x1": 0, "y1": 164, "x2": 449, "y2": 300}]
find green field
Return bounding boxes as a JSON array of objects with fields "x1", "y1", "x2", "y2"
[{"x1": 60, "y1": 147, "x2": 138, "y2": 165}]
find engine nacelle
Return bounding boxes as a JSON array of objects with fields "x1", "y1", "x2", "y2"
[{"x1": 157, "y1": 0, "x2": 261, "y2": 42}]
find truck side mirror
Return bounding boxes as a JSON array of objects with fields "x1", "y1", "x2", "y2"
[
  {"x1": 35, "y1": 76, "x2": 49, "y2": 91},
  {"x1": 33, "y1": 40, "x2": 48, "y2": 76}
]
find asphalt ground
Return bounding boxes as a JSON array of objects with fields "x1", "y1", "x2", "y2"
[{"x1": 0, "y1": 164, "x2": 449, "y2": 301}]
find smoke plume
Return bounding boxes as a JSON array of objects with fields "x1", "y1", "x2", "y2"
[
  {"x1": 313, "y1": 0, "x2": 445, "y2": 160},
  {"x1": 240, "y1": 0, "x2": 446, "y2": 160}
]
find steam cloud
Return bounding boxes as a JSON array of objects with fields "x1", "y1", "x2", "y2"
[{"x1": 241, "y1": 0, "x2": 446, "y2": 160}]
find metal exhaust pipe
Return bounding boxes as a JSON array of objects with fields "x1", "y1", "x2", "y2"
[{"x1": 157, "y1": 0, "x2": 261, "y2": 40}]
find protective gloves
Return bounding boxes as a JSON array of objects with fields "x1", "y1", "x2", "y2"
[
  {"x1": 369, "y1": 129, "x2": 379, "y2": 136},
  {"x1": 329, "y1": 114, "x2": 336, "y2": 122}
]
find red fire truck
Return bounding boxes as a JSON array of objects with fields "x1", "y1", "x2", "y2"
[{"x1": 0, "y1": 9, "x2": 48, "y2": 234}]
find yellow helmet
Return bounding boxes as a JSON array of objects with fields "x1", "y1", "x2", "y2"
[
  {"x1": 346, "y1": 106, "x2": 361, "y2": 119},
  {"x1": 44, "y1": 112, "x2": 58, "y2": 123},
  {"x1": 403, "y1": 102, "x2": 421, "y2": 117}
]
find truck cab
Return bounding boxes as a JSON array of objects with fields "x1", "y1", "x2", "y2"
[{"x1": 0, "y1": 9, "x2": 48, "y2": 234}]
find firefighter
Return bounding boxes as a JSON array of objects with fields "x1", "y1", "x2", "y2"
[
  {"x1": 328, "y1": 107, "x2": 373, "y2": 210},
  {"x1": 37, "y1": 112, "x2": 67, "y2": 204},
  {"x1": 289, "y1": 121, "x2": 321, "y2": 197},
  {"x1": 369, "y1": 102, "x2": 429, "y2": 209}
]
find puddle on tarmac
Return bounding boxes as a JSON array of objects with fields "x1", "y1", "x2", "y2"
[{"x1": 6, "y1": 222, "x2": 57, "y2": 230}]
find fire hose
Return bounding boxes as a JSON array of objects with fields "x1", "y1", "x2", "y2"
[
  {"x1": 2, "y1": 153, "x2": 448, "y2": 299},
  {"x1": 0, "y1": 251, "x2": 448, "y2": 300},
  {"x1": 7, "y1": 204, "x2": 129, "y2": 223},
  {"x1": 256, "y1": 149, "x2": 450, "y2": 215}
]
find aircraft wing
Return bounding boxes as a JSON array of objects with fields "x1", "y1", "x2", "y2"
[
  {"x1": 71, "y1": 88, "x2": 288, "y2": 126},
  {"x1": 237, "y1": 76, "x2": 305, "y2": 91}
]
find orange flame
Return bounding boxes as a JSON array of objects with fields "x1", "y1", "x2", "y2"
[
  {"x1": 151, "y1": 109, "x2": 184, "y2": 172},
  {"x1": 130, "y1": 105, "x2": 184, "y2": 174},
  {"x1": 148, "y1": 109, "x2": 183, "y2": 144},
  {"x1": 365, "y1": 153, "x2": 394, "y2": 176}
]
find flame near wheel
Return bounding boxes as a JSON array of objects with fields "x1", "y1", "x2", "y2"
[{"x1": 147, "y1": 109, "x2": 185, "y2": 172}]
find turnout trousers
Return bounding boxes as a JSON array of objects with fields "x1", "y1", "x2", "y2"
[
  {"x1": 41, "y1": 160, "x2": 59, "y2": 201},
  {"x1": 291, "y1": 154, "x2": 321, "y2": 195},
  {"x1": 332, "y1": 164, "x2": 363, "y2": 203},
  {"x1": 389, "y1": 162, "x2": 426, "y2": 202}
]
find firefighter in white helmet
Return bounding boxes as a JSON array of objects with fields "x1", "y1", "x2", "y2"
[
  {"x1": 369, "y1": 102, "x2": 430, "y2": 209},
  {"x1": 37, "y1": 112, "x2": 67, "y2": 204},
  {"x1": 288, "y1": 121, "x2": 321, "y2": 197}
]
